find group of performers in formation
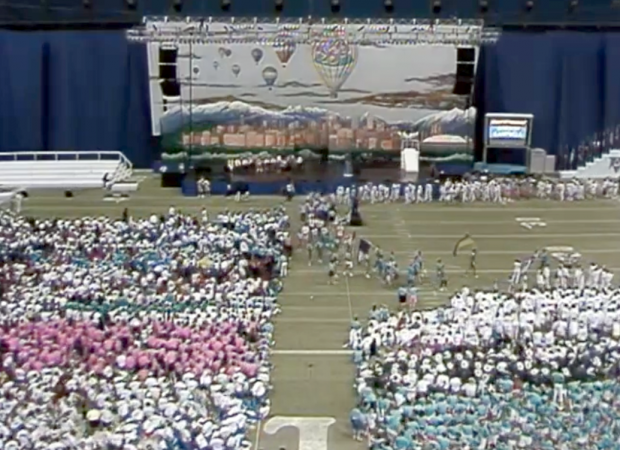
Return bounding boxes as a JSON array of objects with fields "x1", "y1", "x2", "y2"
[
  {"x1": 332, "y1": 177, "x2": 619, "y2": 204},
  {"x1": 295, "y1": 194, "x2": 615, "y2": 307}
]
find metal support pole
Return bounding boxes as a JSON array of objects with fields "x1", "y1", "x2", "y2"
[{"x1": 188, "y1": 40, "x2": 193, "y2": 169}]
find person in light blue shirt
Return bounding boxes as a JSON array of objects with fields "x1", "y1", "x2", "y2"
[
  {"x1": 349, "y1": 408, "x2": 367, "y2": 441},
  {"x1": 394, "y1": 434, "x2": 412, "y2": 450}
]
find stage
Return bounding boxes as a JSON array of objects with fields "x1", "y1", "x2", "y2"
[{"x1": 153, "y1": 158, "x2": 473, "y2": 196}]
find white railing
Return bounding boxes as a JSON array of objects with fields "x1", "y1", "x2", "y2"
[
  {"x1": 0, "y1": 151, "x2": 133, "y2": 182},
  {"x1": 0, "y1": 151, "x2": 134, "y2": 189},
  {"x1": 0, "y1": 150, "x2": 131, "y2": 166}
]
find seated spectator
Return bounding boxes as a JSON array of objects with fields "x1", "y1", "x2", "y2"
[
  {"x1": 351, "y1": 286, "x2": 620, "y2": 449},
  {"x1": 0, "y1": 207, "x2": 290, "y2": 449}
]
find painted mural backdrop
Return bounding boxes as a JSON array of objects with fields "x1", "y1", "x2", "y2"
[{"x1": 148, "y1": 38, "x2": 475, "y2": 163}]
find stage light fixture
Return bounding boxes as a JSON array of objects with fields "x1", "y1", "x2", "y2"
[
  {"x1": 331, "y1": 0, "x2": 341, "y2": 13},
  {"x1": 221, "y1": 0, "x2": 231, "y2": 12},
  {"x1": 275, "y1": 0, "x2": 284, "y2": 12},
  {"x1": 126, "y1": 0, "x2": 137, "y2": 10},
  {"x1": 479, "y1": 0, "x2": 488, "y2": 13},
  {"x1": 432, "y1": 0, "x2": 442, "y2": 14},
  {"x1": 83, "y1": 0, "x2": 92, "y2": 9},
  {"x1": 568, "y1": 0, "x2": 578, "y2": 12},
  {"x1": 173, "y1": 0, "x2": 182, "y2": 13},
  {"x1": 384, "y1": 0, "x2": 394, "y2": 13},
  {"x1": 524, "y1": 0, "x2": 534, "y2": 11}
]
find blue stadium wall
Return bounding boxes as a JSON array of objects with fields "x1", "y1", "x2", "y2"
[
  {"x1": 2, "y1": 1, "x2": 620, "y2": 168},
  {"x1": 3, "y1": 0, "x2": 620, "y2": 26}
]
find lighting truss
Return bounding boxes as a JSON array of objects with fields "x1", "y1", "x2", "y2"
[{"x1": 126, "y1": 16, "x2": 501, "y2": 46}]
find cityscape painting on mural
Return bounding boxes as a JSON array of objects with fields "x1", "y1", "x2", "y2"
[{"x1": 145, "y1": 20, "x2": 478, "y2": 164}]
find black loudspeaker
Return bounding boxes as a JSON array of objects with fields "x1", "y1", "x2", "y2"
[
  {"x1": 159, "y1": 48, "x2": 179, "y2": 89},
  {"x1": 457, "y1": 47, "x2": 476, "y2": 63},
  {"x1": 453, "y1": 47, "x2": 476, "y2": 96},
  {"x1": 159, "y1": 64, "x2": 177, "y2": 80},
  {"x1": 453, "y1": 80, "x2": 473, "y2": 96},
  {"x1": 64, "y1": 191, "x2": 73, "y2": 198},
  {"x1": 159, "y1": 48, "x2": 178, "y2": 64},
  {"x1": 160, "y1": 80, "x2": 181, "y2": 97}
]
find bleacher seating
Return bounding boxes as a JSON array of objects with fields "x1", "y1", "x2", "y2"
[
  {"x1": 0, "y1": 151, "x2": 133, "y2": 191},
  {"x1": 560, "y1": 149, "x2": 620, "y2": 179}
]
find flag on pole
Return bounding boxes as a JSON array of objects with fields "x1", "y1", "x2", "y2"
[
  {"x1": 452, "y1": 234, "x2": 477, "y2": 256},
  {"x1": 358, "y1": 238, "x2": 372, "y2": 255},
  {"x1": 358, "y1": 238, "x2": 372, "y2": 262}
]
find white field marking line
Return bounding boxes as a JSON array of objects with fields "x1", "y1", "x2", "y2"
[
  {"x1": 338, "y1": 248, "x2": 620, "y2": 256},
  {"x1": 344, "y1": 276, "x2": 354, "y2": 321},
  {"x1": 253, "y1": 419, "x2": 262, "y2": 450},
  {"x1": 272, "y1": 349, "x2": 354, "y2": 356},
  {"x1": 22, "y1": 202, "x2": 620, "y2": 211},
  {"x1": 361, "y1": 217, "x2": 620, "y2": 225},
  {"x1": 275, "y1": 317, "x2": 352, "y2": 323},
  {"x1": 283, "y1": 290, "x2": 444, "y2": 298},
  {"x1": 362, "y1": 233, "x2": 620, "y2": 239},
  {"x1": 291, "y1": 267, "x2": 620, "y2": 275}
]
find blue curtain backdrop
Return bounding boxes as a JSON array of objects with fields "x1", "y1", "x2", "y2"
[
  {"x1": 475, "y1": 31, "x2": 620, "y2": 169},
  {"x1": 4, "y1": 29, "x2": 620, "y2": 171},
  {"x1": 0, "y1": 30, "x2": 153, "y2": 168}
]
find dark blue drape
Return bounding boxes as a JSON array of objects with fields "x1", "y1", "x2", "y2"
[
  {"x1": 0, "y1": 30, "x2": 153, "y2": 168},
  {"x1": 475, "y1": 32, "x2": 620, "y2": 169}
]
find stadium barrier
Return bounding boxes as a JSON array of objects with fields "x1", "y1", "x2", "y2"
[{"x1": 0, "y1": 151, "x2": 133, "y2": 190}]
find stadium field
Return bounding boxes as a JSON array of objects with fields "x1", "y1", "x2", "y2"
[{"x1": 20, "y1": 177, "x2": 620, "y2": 450}]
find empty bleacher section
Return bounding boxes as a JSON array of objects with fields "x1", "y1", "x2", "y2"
[
  {"x1": 0, "y1": 151, "x2": 133, "y2": 191},
  {"x1": 560, "y1": 149, "x2": 620, "y2": 179}
]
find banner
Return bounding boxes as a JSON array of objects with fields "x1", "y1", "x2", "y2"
[
  {"x1": 146, "y1": 23, "x2": 477, "y2": 162},
  {"x1": 452, "y1": 234, "x2": 476, "y2": 256}
]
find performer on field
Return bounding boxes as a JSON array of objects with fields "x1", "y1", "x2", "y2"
[{"x1": 466, "y1": 248, "x2": 478, "y2": 278}]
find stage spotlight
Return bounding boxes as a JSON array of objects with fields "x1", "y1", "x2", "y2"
[
  {"x1": 568, "y1": 0, "x2": 578, "y2": 12},
  {"x1": 432, "y1": 0, "x2": 442, "y2": 14},
  {"x1": 83, "y1": 0, "x2": 92, "y2": 9},
  {"x1": 173, "y1": 0, "x2": 182, "y2": 13},
  {"x1": 384, "y1": 0, "x2": 394, "y2": 13},
  {"x1": 126, "y1": 0, "x2": 137, "y2": 10},
  {"x1": 331, "y1": 0, "x2": 340, "y2": 13},
  {"x1": 479, "y1": 0, "x2": 488, "y2": 13},
  {"x1": 524, "y1": 0, "x2": 534, "y2": 11},
  {"x1": 221, "y1": 0, "x2": 231, "y2": 12},
  {"x1": 275, "y1": 0, "x2": 284, "y2": 12}
]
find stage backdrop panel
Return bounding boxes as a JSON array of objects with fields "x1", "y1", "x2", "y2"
[{"x1": 147, "y1": 24, "x2": 476, "y2": 166}]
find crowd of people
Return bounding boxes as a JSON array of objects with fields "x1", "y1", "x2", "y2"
[
  {"x1": 226, "y1": 155, "x2": 304, "y2": 175},
  {"x1": 334, "y1": 177, "x2": 619, "y2": 204},
  {"x1": 350, "y1": 265, "x2": 620, "y2": 449},
  {"x1": 0, "y1": 207, "x2": 291, "y2": 449}
]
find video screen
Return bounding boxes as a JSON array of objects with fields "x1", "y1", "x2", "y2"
[{"x1": 487, "y1": 118, "x2": 530, "y2": 148}]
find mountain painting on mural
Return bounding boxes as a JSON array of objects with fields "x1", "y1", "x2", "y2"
[{"x1": 146, "y1": 21, "x2": 477, "y2": 163}]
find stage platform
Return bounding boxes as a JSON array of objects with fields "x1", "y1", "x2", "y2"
[
  {"x1": 154, "y1": 159, "x2": 473, "y2": 196},
  {"x1": 473, "y1": 162, "x2": 527, "y2": 175}
]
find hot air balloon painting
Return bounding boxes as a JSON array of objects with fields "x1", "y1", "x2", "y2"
[
  {"x1": 192, "y1": 66, "x2": 200, "y2": 76},
  {"x1": 311, "y1": 36, "x2": 357, "y2": 98},
  {"x1": 261, "y1": 66, "x2": 278, "y2": 90},
  {"x1": 273, "y1": 40, "x2": 296, "y2": 68},
  {"x1": 213, "y1": 61, "x2": 219, "y2": 70},
  {"x1": 218, "y1": 47, "x2": 232, "y2": 59},
  {"x1": 231, "y1": 64, "x2": 241, "y2": 78},
  {"x1": 251, "y1": 48, "x2": 263, "y2": 65}
]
